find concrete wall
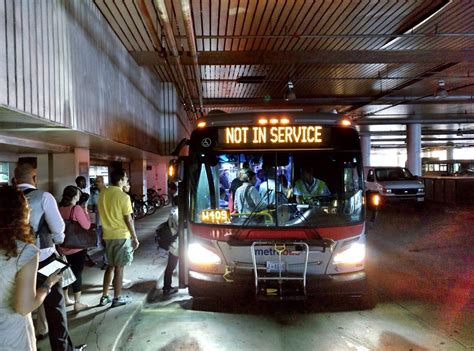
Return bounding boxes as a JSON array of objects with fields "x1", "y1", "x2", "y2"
[{"x1": 0, "y1": 0, "x2": 191, "y2": 155}]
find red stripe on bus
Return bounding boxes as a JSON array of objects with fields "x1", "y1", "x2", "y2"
[{"x1": 189, "y1": 223, "x2": 364, "y2": 241}]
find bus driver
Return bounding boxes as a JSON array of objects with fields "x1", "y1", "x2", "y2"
[{"x1": 293, "y1": 167, "x2": 331, "y2": 204}]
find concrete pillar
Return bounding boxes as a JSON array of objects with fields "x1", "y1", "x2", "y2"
[
  {"x1": 52, "y1": 153, "x2": 76, "y2": 199},
  {"x1": 50, "y1": 148, "x2": 90, "y2": 199},
  {"x1": 446, "y1": 142, "x2": 454, "y2": 160},
  {"x1": 130, "y1": 160, "x2": 147, "y2": 198},
  {"x1": 360, "y1": 134, "x2": 371, "y2": 167},
  {"x1": 406, "y1": 124, "x2": 422, "y2": 176},
  {"x1": 74, "y1": 148, "x2": 90, "y2": 189}
]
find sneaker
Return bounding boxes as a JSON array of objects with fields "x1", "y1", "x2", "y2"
[
  {"x1": 99, "y1": 295, "x2": 112, "y2": 306},
  {"x1": 111, "y1": 296, "x2": 132, "y2": 308},
  {"x1": 162, "y1": 287, "x2": 179, "y2": 296},
  {"x1": 74, "y1": 344, "x2": 87, "y2": 351}
]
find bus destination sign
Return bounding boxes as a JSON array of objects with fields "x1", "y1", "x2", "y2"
[{"x1": 218, "y1": 125, "x2": 329, "y2": 148}]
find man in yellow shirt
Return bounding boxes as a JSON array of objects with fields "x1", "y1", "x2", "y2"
[{"x1": 97, "y1": 169, "x2": 139, "y2": 308}]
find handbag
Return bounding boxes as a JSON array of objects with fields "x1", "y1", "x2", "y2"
[{"x1": 62, "y1": 206, "x2": 97, "y2": 249}]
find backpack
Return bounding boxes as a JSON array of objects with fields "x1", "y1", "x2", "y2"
[
  {"x1": 22, "y1": 188, "x2": 54, "y2": 249},
  {"x1": 155, "y1": 222, "x2": 178, "y2": 251}
]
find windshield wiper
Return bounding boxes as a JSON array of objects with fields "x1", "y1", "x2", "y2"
[{"x1": 241, "y1": 188, "x2": 272, "y2": 227}]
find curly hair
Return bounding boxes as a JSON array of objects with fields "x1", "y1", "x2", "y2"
[
  {"x1": 0, "y1": 186, "x2": 34, "y2": 258},
  {"x1": 58, "y1": 185, "x2": 80, "y2": 207}
]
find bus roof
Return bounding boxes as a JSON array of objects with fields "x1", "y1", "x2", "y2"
[{"x1": 198, "y1": 111, "x2": 351, "y2": 128}]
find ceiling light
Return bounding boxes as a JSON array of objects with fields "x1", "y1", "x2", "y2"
[
  {"x1": 380, "y1": 0, "x2": 452, "y2": 49},
  {"x1": 435, "y1": 80, "x2": 448, "y2": 98},
  {"x1": 283, "y1": 81, "x2": 296, "y2": 101}
]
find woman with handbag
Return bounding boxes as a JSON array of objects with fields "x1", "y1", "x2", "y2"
[{"x1": 58, "y1": 185, "x2": 91, "y2": 312}]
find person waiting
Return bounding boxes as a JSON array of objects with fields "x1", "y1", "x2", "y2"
[
  {"x1": 293, "y1": 167, "x2": 331, "y2": 204},
  {"x1": 58, "y1": 186, "x2": 91, "y2": 312},
  {"x1": 0, "y1": 186, "x2": 62, "y2": 351}
]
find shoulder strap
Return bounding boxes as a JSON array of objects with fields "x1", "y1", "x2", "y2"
[
  {"x1": 69, "y1": 205, "x2": 77, "y2": 221},
  {"x1": 244, "y1": 185, "x2": 256, "y2": 209},
  {"x1": 16, "y1": 243, "x2": 28, "y2": 270},
  {"x1": 22, "y1": 188, "x2": 36, "y2": 195}
]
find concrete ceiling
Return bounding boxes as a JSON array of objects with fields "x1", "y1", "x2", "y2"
[
  {"x1": 0, "y1": 108, "x2": 166, "y2": 163},
  {"x1": 94, "y1": 0, "x2": 474, "y2": 149}
]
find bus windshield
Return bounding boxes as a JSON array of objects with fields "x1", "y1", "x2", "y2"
[{"x1": 190, "y1": 151, "x2": 364, "y2": 227}]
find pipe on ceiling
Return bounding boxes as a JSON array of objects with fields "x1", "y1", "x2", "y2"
[
  {"x1": 181, "y1": 0, "x2": 203, "y2": 113},
  {"x1": 153, "y1": 0, "x2": 197, "y2": 120},
  {"x1": 136, "y1": 0, "x2": 192, "y2": 120}
]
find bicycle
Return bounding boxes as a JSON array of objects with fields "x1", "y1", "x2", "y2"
[
  {"x1": 131, "y1": 194, "x2": 156, "y2": 219},
  {"x1": 147, "y1": 188, "x2": 170, "y2": 207}
]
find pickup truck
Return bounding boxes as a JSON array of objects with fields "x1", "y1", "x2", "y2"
[{"x1": 364, "y1": 166, "x2": 425, "y2": 204}]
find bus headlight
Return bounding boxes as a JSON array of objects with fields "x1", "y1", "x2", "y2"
[
  {"x1": 333, "y1": 243, "x2": 365, "y2": 265},
  {"x1": 188, "y1": 243, "x2": 221, "y2": 265}
]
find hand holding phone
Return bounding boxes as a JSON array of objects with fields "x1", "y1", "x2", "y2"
[
  {"x1": 45, "y1": 268, "x2": 63, "y2": 287},
  {"x1": 38, "y1": 258, "x2": 69, "y2": 277}
]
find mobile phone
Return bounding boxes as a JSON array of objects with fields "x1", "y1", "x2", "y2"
[{"x1": 38, "y1": 258, "x2": 70, "y2": 277}]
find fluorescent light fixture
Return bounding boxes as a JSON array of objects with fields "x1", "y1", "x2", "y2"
[
  {"x1": 435, "y1": 80, "x2": 448, "y2": 98},
  {"x1": 283, "y1": 81, "x2": 296, "y2": 101},
  {"x1": 380, "y1": 0, "x2": 452, "y2": 49}
]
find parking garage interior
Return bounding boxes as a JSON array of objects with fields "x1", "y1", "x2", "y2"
[{"x1": 0, "y1": 1, "x2": 473, "y2": 350}]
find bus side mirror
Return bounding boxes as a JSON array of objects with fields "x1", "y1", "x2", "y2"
[{"x1": 168, "y1": 159, "x2": 184, "y2": 182}]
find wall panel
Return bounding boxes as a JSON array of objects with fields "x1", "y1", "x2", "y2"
[{"x1": 0, "y1": 0, "x2": 190, "y2": 155}]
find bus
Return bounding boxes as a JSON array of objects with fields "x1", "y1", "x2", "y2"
[{"x1": 170, "y1": 112, "x2": 375, "y2": 307}]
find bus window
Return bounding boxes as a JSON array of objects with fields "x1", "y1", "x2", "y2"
[{"x1": 190, "y1": 151, "x2": 364, "y2": 227}]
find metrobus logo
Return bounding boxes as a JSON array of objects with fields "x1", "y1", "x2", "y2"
[{"x1": 254, "y1": 248, "x2": 301, "y2": 256}]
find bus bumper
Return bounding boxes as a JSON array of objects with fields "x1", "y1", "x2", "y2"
[{"x1": 188, "y1": 269, "x2": 368, "y2": 299}]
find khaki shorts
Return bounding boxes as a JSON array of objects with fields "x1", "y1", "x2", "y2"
[{"x1": 104, "y1": 239, "x2": 134, "y2": 266}]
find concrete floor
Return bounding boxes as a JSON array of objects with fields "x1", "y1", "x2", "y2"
[
  {"x1": 120, "y1": 203, "x2": 473, "y2": 351},
  {"x1": 36, "y1": 203, "x2": 473, "y2": 351},
  {"x1": 36, "y1": 207, "x2": 172, "y2": 351}
]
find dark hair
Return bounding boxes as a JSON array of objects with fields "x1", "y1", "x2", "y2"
[
  {"x1": 110, "y1": 168, "x2": 126, "y2": 186},
  {"x1": 75, "y1": 176, "x2": 86, "y2": 186},
  {"x1": 59, "y1": 185, "x2": 80, "y2": 207},
  {"x1": 0, "y1": 186, "x2": 34, "y2": 258},
  {"x1": 242, "y1": 170, "x2": 256, "y2": 182}
]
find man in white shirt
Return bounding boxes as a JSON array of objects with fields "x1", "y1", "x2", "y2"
[
  {"x1": 15, "y1": 163, "x2": 84, "y2": 351},
  {"x1": 234, "y1": 171, "x2": 265, "y2": 217}
]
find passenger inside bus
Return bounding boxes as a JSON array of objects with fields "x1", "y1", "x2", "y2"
[
  {"x1": 234, "y1": 170, "x2": 266, "y2": 217},
  {"x1": 293, "y1": 167, "x2": 331, "y2": 204},
  {"x1": 192, "y1": 151, "x2": 364, "y2": 227},
  {"x1": 258, "y1": 167, "x2": 289, "y2": 207}
]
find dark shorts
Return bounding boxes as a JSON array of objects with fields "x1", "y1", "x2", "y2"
[{"x1": 104, "y1": 239, "x2": 133, "y2": 266}]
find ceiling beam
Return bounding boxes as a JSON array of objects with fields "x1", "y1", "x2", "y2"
[
  {"x1": 130, "y1": 49, "x2": 474, "y2": 66},
  {"x1": 200, "y1": 97, "x2": 474, "y2": 107},
  {"x1": 0, "y1": 134, "x2": 71, "y2": 153}
]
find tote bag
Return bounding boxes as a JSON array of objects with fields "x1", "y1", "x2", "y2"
[{"x1": 62, "y1": 206, "x2": 96, "y2": 249}]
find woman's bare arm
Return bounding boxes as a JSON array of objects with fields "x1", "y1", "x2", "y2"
[{"x1": 13, "y1": 253, "x2": 61, "y2": 316}]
